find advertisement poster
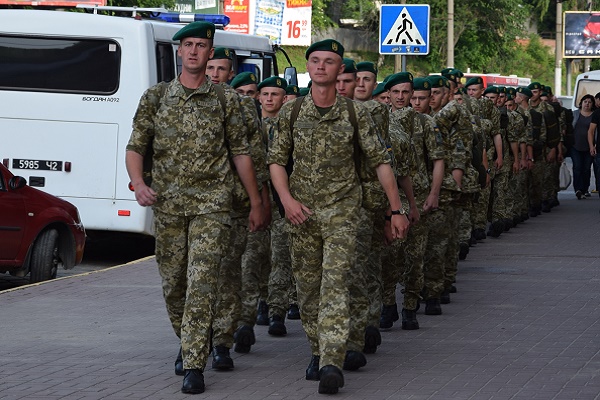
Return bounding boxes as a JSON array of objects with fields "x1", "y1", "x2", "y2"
[
  {"x1": 564, "y1": 11, "x2": 600, "y2": 58},
  {"x1": 223, "y1": 0, "x2": 251, "y2": 34},
  {"x1": 252, "y1": 0, "x2": 311, "y2": 45}
]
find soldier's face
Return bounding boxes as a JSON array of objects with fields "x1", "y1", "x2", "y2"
[
  {"x1": 505, "y1": 99, "x2": 516, "y2": 111},
  {"x1": 373, "y1": 91, "x2": 390, "y2": 105},
  {"x1": 497, "y1": 93, "x2": 507, "y2": 107},
  {"x1": 178, "y1": 38, "x2": 214, "y2": 74},
  {"x1": 531, "y1": 89, "x2": 541, "y2": 101},
  {"x1": 389, "y1": 82, "x2": 413, "y2": 111},
  {"x1": 355, "y1": 71, "x2": 378, "y2": 101},
  {"x1": 336, "y1": 72, "x2": 357, "y2": 99},
  {"x1": 206, "y1": 58, "x2": 234, "y2": 84},
  {"x1": 484, "y1": 93, "x2": 498, "y2": 103},
  {"x1": 306, "y1": 52, "x2": 344, "y2": 86},
  {"x1": 284, "y1": 94, "x2": 298, "y2": 103},
  {"x1": 411, "y1": 90, "x2": 431, "y2": 114},
  {"x1": 236, "y1": 84, "x2": 258, "y2": 99},
  {"x1": 430, "y1": 87, "x2": 447, "y2": 111},
  {"x1": 467, "y1": 84, "x2": 484, "y2": 99},
  {"x1": 260, "y1": 88, "x2": 286, "y2": 115}
]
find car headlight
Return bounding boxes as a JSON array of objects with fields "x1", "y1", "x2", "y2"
[{"x1": 584, "y1": 28, "x2": 591, "y2": 37}]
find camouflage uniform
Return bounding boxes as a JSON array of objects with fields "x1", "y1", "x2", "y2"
[
  {"x1": 515, "y1": 107, "x2": 532, "y2": 218},
  {"x1": 126, "y1": 78, "x2": 248, "y2": 370},
  {"x1": 506, "y1": 108, "x2": 526, "y2": 222},
  {"x1": 430, "y1": 98, "x2": 480, "y2": 294},
  {"x1": 387, "y1": 108, "x2": 445, "y2": 310},
  {"x1": 529, "y1": 101, "x2": 550, "y2": 213},
  {"x1": 213, "y1": 94, "x2": 267, "y2": 350},
  {"x1": 349, "y1": 99, "x2": 390, "y2": 351},
  {"x1": 268, "y1": 92, "x2": 391, "y2": 370}
]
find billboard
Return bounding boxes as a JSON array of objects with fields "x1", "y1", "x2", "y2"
[
  {"x1": 564, "y1": 11, "x2": 600, "y2": 58},
  {"x1": 0, "y1": 0, "x2": 104, "y2": 5}
]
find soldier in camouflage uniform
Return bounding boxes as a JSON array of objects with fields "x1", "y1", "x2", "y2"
[
  {"x1": 125, "y1": 22, "x2": 264, "y2": 394},
  {"x1": 504, "y1": 93, "x2": 528, "y2": 225},
  {"x1": 380, "y1": 74, "x2": 445, "y2": 329},
  {"x1": 207, "y1": 60, "x2": 268, "y2": 368},
  {"x1": 268, "y1": 39, "x2": 409, "y2": 395},
  {"x1": 513, "y1": 88, "x2": 534, "y2": 220},
  {"x1": 528, "y1": 82, "x2": 555, "y2": 215},
  {"x1": 348, "y1": 60, "x2": 392, "y2": 356}
]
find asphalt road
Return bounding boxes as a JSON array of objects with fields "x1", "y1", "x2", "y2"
[{"x1": 0, "y1": 233, "x2": 155, "y2": 291}]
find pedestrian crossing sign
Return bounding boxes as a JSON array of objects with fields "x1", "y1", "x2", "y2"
[{"x1": 379, "y1": 4, "x2": 430, "y2": 55}]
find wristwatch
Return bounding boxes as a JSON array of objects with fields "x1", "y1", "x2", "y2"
[
  {"x1": 486, "y1": 167, "x2": 492, "y2": 174},
  {"x1": 385, "y1": 208, "x2": 406, "y2": 221}
]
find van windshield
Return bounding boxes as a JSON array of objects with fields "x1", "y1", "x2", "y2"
[{"x1": 0, "y1": 35, "x2": 120, "y2": 94}]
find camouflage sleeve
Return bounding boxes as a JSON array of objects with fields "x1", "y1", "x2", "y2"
[
  {"x1": 127, "y1": 84, "x2": 164, "y2": 155},
  {"x1": 388, "y1": 124, "x2": 413, "y2": 178},
  {"x1": 240, "y1": 97, "x2": 268, "y2": 183},
  {"x1": 355, "y1": 102, "x2": 390, "y2": 169},
  {"x1": 268, "y1": 101, "x2": 294, "y2": 166},
  {"x1": 507, "y1": 112, "x2": 521, "y2": 143},
  {"x1": 488, "y1": 102, "x2": 501, "y2": 138},
  {"x1": 423, "y1": 114, "x2": 446, "y2": 162},
  {"x1": 519, "y1": 109, "x2": 532, "y2": 145},
  {"x1": 224, "y1": 89, "x2": 250, "y2": 156},
  {"x1": 433, "y1": 102, "x2": 466, "y2": 171}
]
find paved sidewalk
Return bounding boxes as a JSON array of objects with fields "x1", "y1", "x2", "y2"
[{"x1": 1, "y1": 192, "x2": 600, "y2": 400}]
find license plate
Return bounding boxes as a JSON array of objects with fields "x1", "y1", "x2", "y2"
[{"x1": 12, "y1": 159, "x2": 63, "y2": 171}]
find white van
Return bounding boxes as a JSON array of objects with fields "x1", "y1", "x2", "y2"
[
  {"x1": 572, "y1": 70, "x2": 600, "y2": 110},
  {"x1": 0, "y1": 9, "x2": 290, "y2": 236}
]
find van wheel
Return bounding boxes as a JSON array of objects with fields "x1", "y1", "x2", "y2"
[{"x1": 30, "y1": 229, "x2": 60, "y2": 283}]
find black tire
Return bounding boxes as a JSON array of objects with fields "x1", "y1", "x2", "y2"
[{"x1": 29, "y1": 229, "x2": 60, "y2": 283}]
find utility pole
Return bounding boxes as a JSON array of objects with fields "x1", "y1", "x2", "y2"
[
  {"x1": 447, "y1": 0, "x2": 454, "y2": 67},
  {"x1": 395, "y1": 0, "x2": 406, "y2": 72},
  {"x1": 555, "y1": 0, "x2": 563, "y2": 96}
]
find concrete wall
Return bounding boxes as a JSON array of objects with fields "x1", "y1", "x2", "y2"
[{"x1": 313, "y1": 27, "x2": 378, "y2": 52}]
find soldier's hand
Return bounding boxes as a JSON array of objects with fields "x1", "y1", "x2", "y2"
[
  {"x1": 248, "y1": 203, "x2": 266, "y2": 232},
  {"x1": 133, "y1": 182, "x2": 157, "y2": 207},
  {"x1": 494, "y1": 158, "x2": 503, "y2": 170},
  {"x1": 390, "y1": 214, "x2": 409, "y2": 240},
  {"x1": 422, "y1": 193, "x2": 439, "y2": 214},
  {"x1": 285, "y1": 199, "x2": 312, "y2": 225},
  {"x1": 407, "y1": 206, "x2": 420, "y2": 226},
  {"x1": 591, "y1": 146, "x2": 597, "y2": 157},
  {"x1": 512, "y1": 161, "x2": 519, "y2": 175}
]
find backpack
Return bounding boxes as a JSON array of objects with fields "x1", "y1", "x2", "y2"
[
  {"x1": 142, "y1": 81, "x2": 227, "y2": 186},
  {"x1": 529, "y1": 109, "x2": 544, "y2": 157},
  {"x1": 544, "y1": 102, "x2": 562, "y2": 148}
]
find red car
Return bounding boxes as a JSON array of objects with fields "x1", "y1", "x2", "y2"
[
  {"x1": 583, "y1": 13, "x2": 600, "y2": 46},
  {"x1": 0, "y1": 164, "x2": 85, "y2": 283}
]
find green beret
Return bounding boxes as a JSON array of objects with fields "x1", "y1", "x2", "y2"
[
  {"x1": 506, "y1": 87, "x2": 516, "y2": 96},
  {"x1": 372, "y1": 82, "x2": 387, "y2": 97},
  {"x1": 427, "y1": 75, "x2": 447, "y2": 89},
  {"x1": 211, "y1": 47, "x2": 233, "y2": 60},
  {"x1": 544, "y1": 85, "x2": 553, "y2": 95},
  {"x1": 305, "y1": 39, "x2": 344, "y2": 60},
  {"x1": 384, "y1": 72, "x2": 414, "y2": 91},
  {"x1": 299, "y1": 87, "x2": 310, "y2": 96},
  {"x1": 286, "y1": 84, "x2": 299, "y2": 95},
  {"x1": 528, "y1": 82, "x2": 542, "y2": 90},
  {"x1": 453, "y1": 69, "x2": 464, "y2": 78},
  {"x1": 464, "y1": 77, "x2": 484, "y2": 88},
  {"x1": 173, "y1": 21, "x2": 216, "y2": 41},
  {"x1": 484, "y1": 86, "x2": 500, "y2": 95},
  {"x1": 413, "y1": 77, "x2": 431, "y2": 91},
  {"x1": 505, "y1": 94, "x2": 514, "y2": 101},
  {"x1": 516, "y1": 87, "x2": 533, "y2": 98},
  {"x1": 541, "y1": 91, "x2": 548, "y2": 97},
  {"x1": 342, "y1": 58, "x2": 357, "y2": 74},
  {"x1": 230, "y1": 71, "x2": 258, "y2": 89},
  {"x1": 356, "y1": 61, "x2": 378, "y2": 76},
  {"x1": 257, "y1": 76, "x2": 287, "y2": 91},
  {"x1": 496, "y1": 86, "x2": 506, "y2": 93},
  {"x1": 440, "y1": 67, "x2": 453, "y2": 75},
  {"x1": 383, "y1": 74, "x2": 393, "y2": 83}
]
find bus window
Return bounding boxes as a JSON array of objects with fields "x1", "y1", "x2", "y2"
[
  {"x1": 156, "y1": 42, "x2": 176, "y2": 83},
  {"x1": 0, "y1": 35, "x2": 120, "y2": 94}
]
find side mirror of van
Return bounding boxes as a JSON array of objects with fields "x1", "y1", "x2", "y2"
[
  {"x1": 284, "y1": 67, "x2": 298, "y2": 86},
  {"x1": 9, "y1": 176, "x2": 27, "y2": 190}
]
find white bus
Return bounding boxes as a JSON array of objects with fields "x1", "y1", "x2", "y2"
[
  {"x1": 0, "y1": 8, "x2": 290, "y2": 236},
  {"x1": 573, "y1": 70, "x2": 600, "y2": 110}
]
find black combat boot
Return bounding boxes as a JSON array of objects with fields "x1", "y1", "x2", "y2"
[
  {"x1": 318, "y1": 365, "x2": 344, "y2": 394},
  {"x1": 401, "y1": 308, "x2": 419, "y2": 330},
  {"x1": 305, "y1": 355, "x2": 320, "y2": 380},
  {"x1": 175, "y1": 346, "x2": 184, "y2": 376},
  {"x1": 458, "y1": 242, "x2": 469, "y2": 260},
  {"x1": 363, "y1": 325, "x2": 381, "y2": 354},
  {"x1": 256, "y1": 300, "x2": 269, "y2": 326},
  {"x1": 380, "y1": 303, "x2": 399, "y2": 330},
  {"x1": 233, "y1": 325, "x2": 255, "y2": 353},
  {"x1": 287, "y1": 303, "x2": 301, "y2": 320},
  {"x1": 181, "y1": 369, "x2": 205, "y2": 394},
  {"x1": 268, "y1": 314, "x2": 287, "y2": 336},
  {"x1": 425, "y1": 298, "x2": 442, "y2": 315},
  {"x1": 211, "y1": 345, "x2": 234, "y2": 370}
]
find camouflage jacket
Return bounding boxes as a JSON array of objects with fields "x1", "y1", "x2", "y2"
[
  {"x1": 517, "y1": 106, "x2": 537, "y2": 147},
  {"x1": 268, "y1": 92, "x2": 391, "y2": 210},
  {"x1": 387, "y1": 119, "x2": 416, "y2": 207},
  {"x1": 390, "y1": 107, "x2": 446, "y2": 204},
  {"x1": 127, "y1": 77, "x2": 248, "y2": 216}
]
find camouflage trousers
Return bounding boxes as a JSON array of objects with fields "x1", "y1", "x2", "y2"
[
  {"x1": 529, "y1": 156, "x2": 545, "y2": 209},
  {"x1": 490, "y1": 169, "x2": 511, "y2": 222},
  {"x1": 543, "y1": 159, "x2": 560, "y2": 202},
  {"x1": 380, "y1": 233, "x2": 404, "y2": 307},
  {"x1": 267, "y1": 216, "x2": 293, "y2": 319},
  {"x1": 153, "y1": 210, "x2": 230, "y2": 370},
  {"x1": 239, "y1": 229, "x2": 271, "y2": 326},
  {"x1": 512, "y1": 168, "x2": 529, "y2": 217},
  {"x1": 289, "y1": 201, "x2": 359, "y2": 369},
  {"x1": 473, "y1": 183, "x2": 491, "y2": 231},
  {"x1": 458, "y1": 196, "x2": 474, "y2": 245},
  {"x1": 213, "y1": 215, "x2": 248, "y2": 349},
  {"x1": 424, "y1": 190, "x2": 460, "y2": 297},
  {"x1": 399, "y1": 212, "x2": 430, "y2": 310}
]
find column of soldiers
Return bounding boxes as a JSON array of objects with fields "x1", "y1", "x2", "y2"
[{"x1": 129, "y1": 23, "x2": 568, "y2": 395}]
